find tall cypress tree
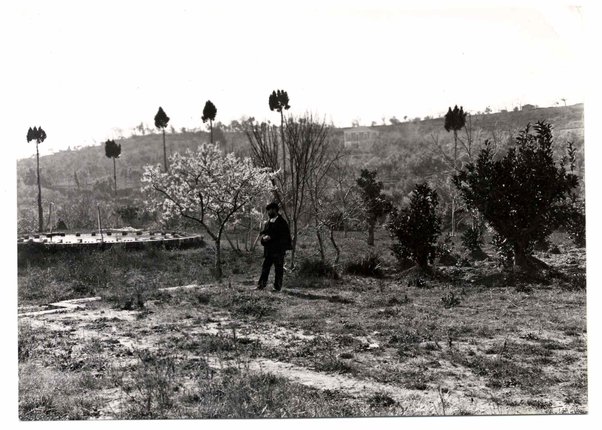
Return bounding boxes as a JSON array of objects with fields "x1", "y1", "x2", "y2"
[
  {"x1": 202, "y1": 100, "x2": 217, "y2": 144},
  {"x1": 269, "y1": 90, "x2": 291, "y2": 181},
  {"x1": 105, "y1": 139, "x2": 122, "y2": 195},
  {"x1": 444, "y1": 105, "x2": 467, "y2": 236},
  {"x1": 27, "y1": 126, "x2": 47, "y2": 232},
  {"x1": 154, "y1": 107, "x2": 170, "y2": 171}
]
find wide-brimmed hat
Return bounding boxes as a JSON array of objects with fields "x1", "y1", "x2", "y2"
[{"x1": 266, "y1": 202, "x2": 279, "y2": 211}]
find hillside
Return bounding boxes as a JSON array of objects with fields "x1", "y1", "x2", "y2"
[
  {"x1": 345, "y1": 104, "x2": 584, "y2": 197},
  {"x1": 16, "y1": 104, "x2": 584, "y2": 232}
]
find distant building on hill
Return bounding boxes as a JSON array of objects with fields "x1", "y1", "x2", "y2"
[
  {"x1": 343, "y1": 126, "x2": 379, "y2": 151},
  {"x1": 521, "y1": 104, "x2": 537, "y2": 111}
]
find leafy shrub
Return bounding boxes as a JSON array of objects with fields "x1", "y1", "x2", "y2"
[
  {"x1": 436, "y1": 234, "x2": 458, "y2": 266},
  {"x1": 387, "y1": 183, "x2": 441, "y2": 269},
  {"x1": 461, "y1": 225, "x2": 484, "y2": 253},
  {"x1": 344, "y1": 253, "x2": 384, "y2": 278},
  {"x1": 19, "y1": 364, "x2": 103, "y2": 420},
  {"x1": 454, "y1": 121, "x2": 579, "y2": 269},
  {"x1": 296, "y1": 258, "x2": 339, "y2": 279},
  {"x1": 390, "y1": 330, "x2": 423, "y2": 360},
  {"x1": 387, "y1": 294, "x2": 411, "y2": 306},
  {"x1": 117, "y1": 351, "x2": 178, "y2": 419},
  {"x1": 564, "y1": 200, "x2": 585, "y2": 248},
  {"x1": 102, "y1": 270, "x2": 158, "y2": 310},
  {"x1": 17, "y1": 209, "x2": 38, "y2": 234},
  {"x1": 407, "y1": 277, "x2": 430, "y2": 289},
  {"x1": 314, "y1": 357, "x2": 356, "y2": 375},
  {"x1": 65, "y1": 253, "x2": 112, "y2": 296},
  {"x1": 356, "y1": 169, "x2": 393, "y2": 245},
  {"x1": 233, "y1": 299, "x2": 276, "y2": 319},
  {"x1": 561, "y1": 273, "x2": 586, "y2": 291},
  {"x1": 19, "y1": 267, "x2": 71, "y2": 305},
  {"x1": 441, "y1": 292, "x2": 461, "y2": 308},
  {"x1": 368, "y1": 392, "x2": 396, "y2": 408},
  {"x1": 18, "y1": 322, "x2": 39, "y2": 362},
  {"x1": 115, "y1": 204, "x2": 156, "y2": 229},
  {"x1": 515, "y1": 283, "x2": 533, "y2": 293},
  {"x1": 389, "y1": 330, "x2": 422, "y2": 346},
  {"x1": 491, "y1": 233, "x2": 515, "y2": 268},
  {"x1": 116, "y1": 205, "x2": 140, "y2": 227},
  {"x1": 195, "y1": 291, "x2": 212, "y2": 305},
  {"x1": 533, "y1": 238, "x2": 551, "y2": 252}
]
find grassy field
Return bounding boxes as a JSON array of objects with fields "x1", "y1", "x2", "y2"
[{"x1": 17, "y1": 229, "x2": 587, "y2": 419}]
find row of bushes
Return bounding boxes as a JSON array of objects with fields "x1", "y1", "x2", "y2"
[
  {"x1": 295, "y1": 253, "x2": 384, "y2": 280},
  {"x1": 384, "y1": 121, "x2": 584, "y2": 272}
]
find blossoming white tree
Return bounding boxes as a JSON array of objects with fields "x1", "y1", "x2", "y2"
[{"x1": 142, "y1": 144, "x2": 274, "y2": 278}]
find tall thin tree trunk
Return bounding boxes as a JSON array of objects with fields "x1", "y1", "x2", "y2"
[
  {"x1": 451, "y1": 129, "x2": 458, "y2": 237},
  {"x1": 453, "y1": 130, "x2": 458, "y2": 171},
  {"x1": 113, "y1": 158, "x2": 117, "y2": 196},
  {"x1": 214, "y1": 236, "x2": 223, "y2": 279},
  {"x1": 368, "y1": 222, "x2": 375, "y2": 246},
  {"x1": 47, "y1": 203, "x2": 53, "y2": 233},
  {"x1": 513, "y1": 244, "x2": 528, "y2": 271},
  {"x1": 224, "y1": 231, "x2": 242, "y2": 255},
  {"x1": 290, "y1": 221, "x2": 298, "y2": 269},
  {"x1": 316, "y1": 229, "x2": 325, "y2": 262},
  {"x1": 245, "y1": 216, "x2": 251, "y2": 251},
  {"x1": 451, "y1": 195, "x2": 456, "y2": 237},
  {"x1": 210, "y1": 120, "x2": 214, "y2": 144},
  {"x1": 36, "y1": 143, "x2": 43, "y2": 232},
  {"x1": 329, "y1": 228, "x2": 340, "y2": 265},
  {"x1": 162, "y1": 129, "x2": 168, "y2": 172},
  {"x1": 280, "y1": 111, "x2": 286, "y2": 186},
  {"x1": 417, "y1": 254, "x2": 429, "y2": 270}
]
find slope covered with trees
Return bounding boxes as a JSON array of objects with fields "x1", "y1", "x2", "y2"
[{"x1": 16, "y1": 104, "x2": 584, "y2": 237}]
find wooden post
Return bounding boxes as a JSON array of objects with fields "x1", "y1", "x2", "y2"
[
  {"x1": 47, "y1": 202, "x2": 53, "y2": 235},
  {"x1": 97, "y1": 204, "x2": 104, "y2": 242}
]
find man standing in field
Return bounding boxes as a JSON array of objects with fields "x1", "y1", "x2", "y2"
[{"x1": 257, "y1": 202, "x2": 292, "y2": 291}]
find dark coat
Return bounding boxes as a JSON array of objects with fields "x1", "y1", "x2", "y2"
[{"x1": 260, "y1": 215, "x2": 292, "y2": 255}]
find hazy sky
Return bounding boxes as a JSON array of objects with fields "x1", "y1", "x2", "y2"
[{"x1": 7, "y1": 0, "x2": 585, "y2": 159}]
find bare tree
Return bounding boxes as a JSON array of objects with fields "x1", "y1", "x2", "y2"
[
  {"x1": 305, "y1": 139, "x2": 345, "y2": 263},
  {"x1": 309, "y1": 154, "x2": 363, "y2": 265},
  {"x1": 245, "y1": 113, "x2": 331, "y2": 268},
  {"x1": 328, "y1": 158, "x2": 363, "y2": 238}
]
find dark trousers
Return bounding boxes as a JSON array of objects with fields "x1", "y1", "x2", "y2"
[{"x1": 259, "y1": 252, "x2": 285, "y2": 290}]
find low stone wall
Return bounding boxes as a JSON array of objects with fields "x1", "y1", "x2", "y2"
[{"x1": 17, "y1": 232, "x2": 205, "y2": 254}]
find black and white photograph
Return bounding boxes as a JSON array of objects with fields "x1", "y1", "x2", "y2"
[{"x1": 5, "y1": 0, "x2": 598, "y2": 427}]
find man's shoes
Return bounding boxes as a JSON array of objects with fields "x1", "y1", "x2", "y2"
[
  {"x1": 273, "y1": 286, "x2": 282, "y2": 292},
  {"x1": 256, "y1": 284, "x2": 266, "y2": 290}
]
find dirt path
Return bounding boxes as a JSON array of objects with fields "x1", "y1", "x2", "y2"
[
  {"x1": 19, "y1": 284, "x2": 519, "y2": 417},
  {"x1": 233, "y1": 357, "x2": 510, "y2": 415}
]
